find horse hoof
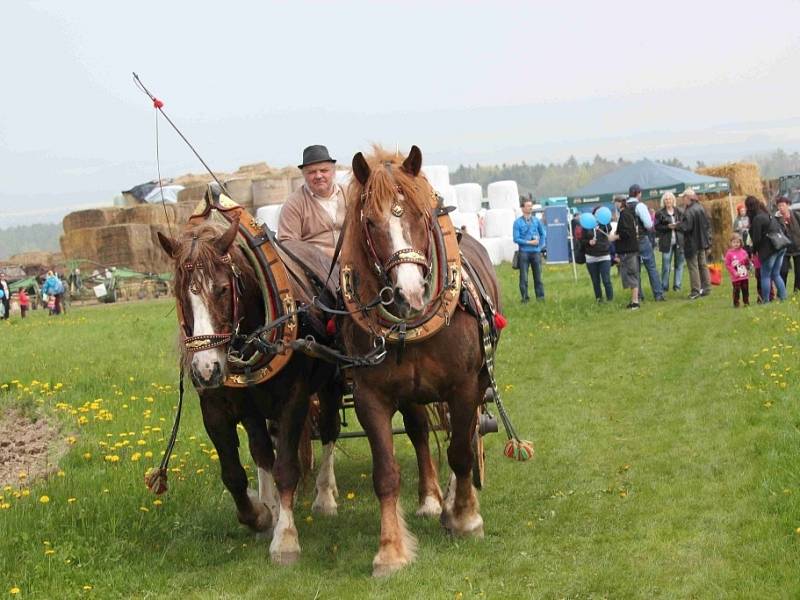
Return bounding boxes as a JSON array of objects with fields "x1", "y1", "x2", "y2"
[
  {"x1": 312, "y1": 500, "x2": 338, "y2": 517},
  {"x1": 271, "y1": 550, "x2": 300, "y2": 566},
  {"x1": 415, "y1": 496, "x2": 442, "y2": 518},
  {"x1": 372, "y1": 560, "x2": 407, "y2": 578},
  {"x1": 441, "y1": 512, "x2": 484, "y2": 538},
  {"x1": 239, "y1": 503, "x2": 272, "y2": 533}
]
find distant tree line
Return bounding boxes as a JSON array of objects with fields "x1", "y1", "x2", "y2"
[
  {"x1": 450, "y1": 148, "x2": 800, "y2": 200},
  {"x1": 0, "y1": 223, "x2": 62, "y2": 261}
]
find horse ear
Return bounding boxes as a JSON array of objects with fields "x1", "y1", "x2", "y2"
[
  {"x1": 352, "y1": 152, "x2": 370, "y2": 186},
  {"x1": 157, "y1": 231, "x2": 178, "y2": 258},
  {"x1": 402, "y1": 145, "x2": 422, "y2": 176},
  {"x1": 214, "y1": 215, "x2": 240, "y2": 254}
]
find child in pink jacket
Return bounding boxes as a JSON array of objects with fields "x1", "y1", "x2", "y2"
[{"x1": 724, "y1": 233, "x2": 751, "y2": 307}]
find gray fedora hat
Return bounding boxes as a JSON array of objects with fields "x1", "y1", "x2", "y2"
[{"x1": 298, "y1": 145, "x2": 336, "y2": 169}]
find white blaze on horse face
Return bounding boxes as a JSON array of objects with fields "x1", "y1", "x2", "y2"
[
  {"x1": 389, "y1": 214, "x2": 426, "y2": 311},
  {"x1": 189, "y1": 291, "x2": 226, "y2": 384}
]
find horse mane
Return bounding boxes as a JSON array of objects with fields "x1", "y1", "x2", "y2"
[{"x1": 346, "y1": 146, "x2": 435, "y2": 219}]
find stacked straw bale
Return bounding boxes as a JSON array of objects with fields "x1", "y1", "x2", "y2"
[
  {"x1": 697, "y1": 163, "x2": 763, "y2": 200},
  {"x1": 702, "y1": 196, "x2": 741, "y2": 262},
  {"x1": 63, "y1": 208, "x2": 122, "y2": 232}
]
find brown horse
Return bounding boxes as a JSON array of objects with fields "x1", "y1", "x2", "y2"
[
  {"x1": 157, "y1": 214, "x2": 343, "y2": 565},
  {"x1": 339, "y1": 146, "x2": 501, "y2": 576}
]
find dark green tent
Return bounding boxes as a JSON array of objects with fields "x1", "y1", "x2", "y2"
[{"x1": 568, "y1": 159, "x2": 729, "y2": 206}]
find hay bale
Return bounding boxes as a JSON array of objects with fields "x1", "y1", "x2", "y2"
[
  {"x1": 223, "y1": 177, "x2": 254, "y2": 211},
  {"x1": 9, "y1": 251, "x2": 57, "y2": 266},
  {"x1": 62, "y1": 208, "x2": 122, "y2": 233},
  {"x1": 253, "y1": 177, "x2": 291, "y2": 207},
  {"x1": 173, "y1": 172, "x2": 228, "y2": 187},
  {"x1": 177, "y1": 183, "x2": 208, "y2": 205},
  {"x1": 697, "y1": 163, "x2": 763, "y2": 200},
  {"x1": 60, "y1": 227, "x2": 99, "y2": 261},
  {"x1": 703, "y1": 196, "x2": 743, "y2": 262},
  {"x1": 115, "y1": 204, "x2": 175, "y2": 227},
  {"x1": 95, "y1": 224, "x2": 154, "y2": 270}
]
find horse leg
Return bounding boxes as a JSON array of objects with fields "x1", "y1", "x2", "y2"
[
  {"x1": 401, "y1": 404, "x2": 443, "y2": 518},
  {"x1": 312, "y1": 381, "x2": 341, "y2": 516},
  {"x1": 241, "y1": 413, "x2": 279, "y2": 522},
  {"x1": 200, "y1": 395, "x2": 272, "y2": 533},
  {"x1": 440, "y1": 384, "x2": 484, "y2": 538},
  {"x1": 269, "y1": 384, "x2": 310, "y2": 566},
  {"x1": 356, "y1": 391, "x2": 417, "y2": 577}
]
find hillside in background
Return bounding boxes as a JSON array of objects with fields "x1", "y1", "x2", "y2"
[
  {"x1": 451, "y1": 148, "x2": 800, "y2": 200},
  {"x1": 0, "y1": 223, "x2": 63, "y2": 261}
]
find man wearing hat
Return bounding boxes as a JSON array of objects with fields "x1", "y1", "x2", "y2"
[
  {"x1": 277, "y1": 145, "x2": 345, "y2": 258},
  {"x1": 628, "y1": 184, "x2": 665, "y2": 302},
  {"x1": 679, "y1": 187, "x2": 712, "y2": 299}
]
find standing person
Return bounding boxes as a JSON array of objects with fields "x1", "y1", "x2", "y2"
[
  {"x1": 733, "y1": 204, "x2": 751, "y2": 252},
  {"x1": 746, "y1": 195, "x2": 787, "y2": 304},
  {"x1": 17, "y1": 288, "x2": 30, "y2": 318},
  {"x1": 580, "y1": 206, "x2": 614, "y2": 302},
  {"x1": 512, "y1": 199, "x2": 546, "y2": 302},
  {"x1": 628, "y1": 185, "x2": 665, "y2": 302},
  {"x1": 724, "y1": 233, "x2": 751, "y2": 308},
  {"x1": 277, "y1": 145, "x2": 345, "y2": 258},
  {"x1": 41, "y1": 271, "x2": 65, "y2": 316},
  {"x1": 0, "y1": 274, "x2": 9, "y2": 320},
  {"x1": 775, "y1": 195, "x2": 800, "y2": 293},
  {"x1": 654, "y1": 192, "x2": 685, "y2": 293},
  {"x1": 680, "y1": 188, "x2": 712, "y2": 299},
  {"x1": 613, "y1": 194, "x2": 641, "y2": 309}
]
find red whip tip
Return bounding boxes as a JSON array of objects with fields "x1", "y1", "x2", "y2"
[
  {"x1": 153, "y1": 98, "x2": 164, "y2": 109},
  {"x1": 494, "y1": 313, "x2": 508, "y2": 330},
  {"x1": 326, "y1": 318, "x2": 336, "y2": 337}
]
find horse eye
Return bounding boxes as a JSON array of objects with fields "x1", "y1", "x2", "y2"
[{"x1": 213, "y1": 284, "x2": 229, "y2": 299}]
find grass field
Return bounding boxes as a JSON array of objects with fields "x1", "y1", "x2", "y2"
[{"x1": 1, "y1": 264, "x2": 799, "y2": 599}]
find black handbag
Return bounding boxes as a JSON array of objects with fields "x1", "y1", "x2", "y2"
[
  {"x1": 511, "y1": 251, "x2": 520, "y2": 270},
  {"x1": 767, "y1": 216, "x2": 792, "y2": 252}
]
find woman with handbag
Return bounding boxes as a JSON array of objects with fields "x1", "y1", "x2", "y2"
[
  {"x1": 746, "y1": 196, "x2": 787, "y2": 304},
  {"x1": 776, "y1": 196, "x2": 800, "y2": 293}
]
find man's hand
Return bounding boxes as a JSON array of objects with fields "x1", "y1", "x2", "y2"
[
  {"x1": 589, "y1": 239, "x2": 596, "y2": 246},
  {"x1": 528, "y1": 239, "x2": 539, "y2": 246}
]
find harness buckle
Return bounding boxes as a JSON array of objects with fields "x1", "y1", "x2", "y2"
[{"x1": 378, "y1": 286, "x2": 395, "y2": 306}]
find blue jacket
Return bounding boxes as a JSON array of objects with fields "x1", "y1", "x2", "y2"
[
  {"x1": 513, "y1": 216, "x2": 546, "y2": 254},
  {"x1": 41, "y1": 275, "x2": 64, "y2": 296}
]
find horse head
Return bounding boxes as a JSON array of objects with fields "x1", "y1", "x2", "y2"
[
  {"x1": 350, "y1": 145, "x2": 436, "y2": 318},
  {"x1": 158, "y1": 216, "x2": 255, "y2": 389}
]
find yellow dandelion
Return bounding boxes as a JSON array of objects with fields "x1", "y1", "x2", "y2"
[
  {"x1": 346, "y1": 492, "x2": 355, "y2": 500},
  {"x1": 66, "y1": 436, "x2": 77, "y2": 445},
  {"x1": 153, "y1": 499, "x2": 162, "y2": 506},
  {"x1": 305, "y1": 515, "x2": 313, "y2": 523},
  {"x1": 144, "y1": 451, "x2": 153, "y2": 458},
  {"x1": 104, "y1": 455, "x2": 120, "y2": 463},
  {"x1": 83, "y1": 585, "x2": 93, "y2": 591},
  {"x1": 140, "y1": 506, "x2": 149, "y2": 512},
  {"x1": 45, "y1": 549, "x2": 55, "y2": 556},
  {"x1": 83, "y1": 453, "x2": 92, "y2": 460},
  {"x1": 130, "y1": 453, "x2": 141, "y2": 462},
  {"x1": 39, "y1": 495, "x2": 50, "y2": 504},
  {"x1": 10, "y1": 587, "x2": 21, "y2": 595},
  {"x1": 67, "y1": 498, "x2": 77, "y2": 504},
  {"x1": 0, "y1": 503, "x2": 11, "y2": 510},
  {"x1": 21, "y1": 489, "x2": 30, "y2": 497},
  {"x1": 57, "y1": 470, "x2": 65, "y2": 477},
  {"x1": 18, "y1": 471, "x2": 27, "y2": 480},
  {"x1": 196, "y1": 468, "x2": 205, "y2": 475}
]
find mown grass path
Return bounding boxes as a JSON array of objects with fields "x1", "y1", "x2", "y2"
[{"x1": 1, "y1": 264, "x2": 798, "y2": 599}]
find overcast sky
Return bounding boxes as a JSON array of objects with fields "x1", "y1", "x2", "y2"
[{"x1": 3, "y1": 0, "x2": 800, "y2": 226}]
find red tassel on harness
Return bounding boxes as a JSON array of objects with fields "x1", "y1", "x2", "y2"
[
  {"x1": 326, "y1": 318, "x2": 336, "y2": 337},
  {"x1": 494, "y1": 313, "x2": 508, "y2": 330},
  {"x1": 153, "y1": 98, "x2": 164, "y2": 109}
]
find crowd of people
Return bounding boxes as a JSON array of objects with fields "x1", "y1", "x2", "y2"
[
  {"x1": 513, "y1": 184, "x2": 800, "y2": 309},
  {"x1": 0, "y1": 270, "x2": 67, "y2": 320}
]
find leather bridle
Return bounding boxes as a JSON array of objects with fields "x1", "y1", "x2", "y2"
[{"x1": 179, "y1": 252, "x2": 242, "y2": 355}]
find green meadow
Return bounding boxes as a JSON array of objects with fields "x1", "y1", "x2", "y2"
[{"x1": 1, "y1": 264, "x2": 798, "y2": 599}]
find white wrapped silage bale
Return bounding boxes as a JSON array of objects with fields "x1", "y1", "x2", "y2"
[
  {"x1": 478, "y1": 237, "x2": 504, "y2": 266},
  {"x1": 256, "y1": 204, "x2": 283, "y2": 232},
  {"x1": 449, "y1": 210, "x2": 481, "y2": 239},
  {"x1": 453, "y1": 183, "x2": 482, "y2": 213},
  {"x1": 438, "y1": 184, "x2": 458, "y2": 210},
  {"x1": 482, "y1": 208, "x2": 516, "y2": 239},
  {"x1": 421, "y1": 165, "x2": 450, "y2": 192},
  {"x1": 487, "y1": 181, "x2": 520, "y2": 211},
  {"x1": 500, "y1": 238, "x2": 517, "y2": 262}
]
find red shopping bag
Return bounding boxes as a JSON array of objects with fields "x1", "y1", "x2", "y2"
[{"x1": 708, "y1": 263, "x2": 722, "y2": 286}]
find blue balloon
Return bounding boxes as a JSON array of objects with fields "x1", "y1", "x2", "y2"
[
  {"x1": 579, "y1": 212, "x2": 597, "y2": 230},
  {"x1": 596, "y1": 206, "x2": 612, "y2": 226}
]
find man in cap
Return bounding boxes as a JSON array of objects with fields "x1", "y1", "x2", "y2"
[
  {"x1": 277, "y1": 145, "x2": 345, "y2": 258},
  {"x1": 628, "y1": 184, "x2": 665, "y2": 302},
  {"x1": 679, "y1": 187, "x2": 712, "y2": 299},
  {"x1": 613, "y1": 194, "x2": 641, "y2": 309}
]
